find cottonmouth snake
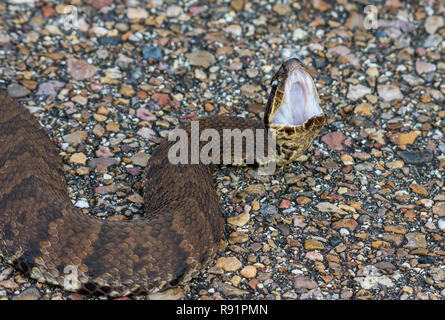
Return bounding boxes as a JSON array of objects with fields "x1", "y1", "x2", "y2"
[{"x1": 0, "y1": 58, "x2": 326, "y2": 296}]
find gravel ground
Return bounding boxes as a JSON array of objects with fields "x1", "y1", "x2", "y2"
[{"x1": 0, "y1": 0, "x2": 444, "y2": 300}]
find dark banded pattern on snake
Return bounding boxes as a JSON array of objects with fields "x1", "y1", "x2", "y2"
[{"x1": 0, "y1": 58, "x2": 326, "y2": 296}]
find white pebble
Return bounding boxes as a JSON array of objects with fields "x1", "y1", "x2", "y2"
[
  {"x1": 74, "y1": 199, "x2": 89, "y2": 208},
  {"x1": 293, "y1": 28, "x2": 308, "y2": 40}
]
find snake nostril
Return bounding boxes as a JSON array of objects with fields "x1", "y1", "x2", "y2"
[
  {"x1": 169, "y1": 275, "x2": 182, "y2": 287},
  {"x1": 84, "y1": 281, "x2": 97, "y2": 293},
  {"x1": 169, "y1": 265, "x2": 189, "y2": 287}
]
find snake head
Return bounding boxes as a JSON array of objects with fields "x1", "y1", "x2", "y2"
[
  {"x1": 265, "y1": 58, "x2": 324, "y2": 127},
  {"x1": 264, "y1": 58, "x2": 326, "y2": 165}
]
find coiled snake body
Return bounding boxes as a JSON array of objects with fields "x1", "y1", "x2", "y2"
[{"x1": 0, "y1": 59, "x2": 325, "y2": 296}]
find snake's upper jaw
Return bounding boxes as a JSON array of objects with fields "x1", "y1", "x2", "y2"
[{"x1": 270, "y1": 67, "x2": 324, "y2": 127}]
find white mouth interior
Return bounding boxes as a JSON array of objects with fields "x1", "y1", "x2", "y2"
[{"x1": 271, "y1": 69, "x2": 322, "y2": 126}]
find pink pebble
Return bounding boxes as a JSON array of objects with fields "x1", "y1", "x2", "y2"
[
  {"x1": 136, "y1": 107, "x2": 157, "y2": 121},
  {"x1": 305, "y1": 251, "x2": 324, "y2": 261}
]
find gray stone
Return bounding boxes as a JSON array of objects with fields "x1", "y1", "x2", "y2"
[
  {"x1": 12, "y1": 287, "x2": 41, "y2": 300},
  {"x1": 405, "y1": 232, "x2": 427, "y2": 249},
  {"x1": 373, "y1": 261, "x2": 396, "y2": 271},
  {"x1": 355, "y1": 266, "x2": 394, "y2": 289},
  {"x1": 438, "y1": 219, "x2": 445, "y2": 231},
  {"x1": 354, "y1": 162, "x2": 375, "y2": 171},
  {"x1": 425, "y1": 16, "x2": 444, "y2": 34},
  {"x1": 36, "y1": 81, "x2": 65, "y2": 96},
  {"x1": 424, "y1": 34, "x2": 442, "y2": 48},
  {"x1": 402, "y1": 74, "x2": 424, "y2": 86},
  {"x1": 74, "y1": 199, "x2": 89, "y2": 208},
  {"x1": 347, "y1": 84, "x2": 371, "y2": 101},
  {"x1": 399, "y1": 150, "x2": 433, "y2": 165},
  {"x1": 131, "y1": 152, "x2": 150, "y2": 167},
  {"x1": 63, "y1": 131, "x2": 87, "y2": 146},
  {"x1": 142, "y1": 46, "x2": 163, "y2": 60},
  {"x1": 377, "y1": 84, "x2": 403, "y2": 101},
  {"x1": 186, "y1": 50, "x2": 215, "y2": 69},
  {"x1": 416, "y1": 61, "x2": 436, "y2": 75},
  {"x1": 259, "y1": 205, "x2": 278, "y2": 215},
  {"x1": 428, "y1": 268, "x2": 445, "y2": 282},
  {"x1": 340, "y1": 288, "x2": 353, "y2": 299},
  {"x1": 88, "y1": 157, "x2": 120, "y2": 169},
  {"x1": 7, "y1": 83, "x2": 30, "y2": 98}
]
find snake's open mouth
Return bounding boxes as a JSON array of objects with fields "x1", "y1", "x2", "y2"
[{"x1": 271, "y1": 68, "x2": 323, "y2": 126}]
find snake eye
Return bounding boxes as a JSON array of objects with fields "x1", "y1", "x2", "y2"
[{"x1": 271, "y1": 68, "x2": 322, "y2": 126}]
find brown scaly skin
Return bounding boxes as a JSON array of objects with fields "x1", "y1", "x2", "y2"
[{"x1": 0, "y1": 59, "x2": 325, "y2": 297}]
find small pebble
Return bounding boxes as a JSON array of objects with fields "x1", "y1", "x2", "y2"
[
  {"x1": 7, "y1": 84, "x2": 30, "y2": 97},
  {"x1": 142, "y1": 46, "x2": 163, "y2": 60},
  {"x1": 399, "y1": 151, "x2": 433, "y2": 165},
  {"x1": 240, "y1": 266, "x2": 256, "y2": 279}
]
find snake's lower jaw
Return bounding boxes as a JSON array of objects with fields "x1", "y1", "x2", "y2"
[
  {"x1": 268, "y1": 63, "x2": 326, "y2": 165},
  {"x1": 271, "y1": 113, "x2": 326, "y2": 166}
]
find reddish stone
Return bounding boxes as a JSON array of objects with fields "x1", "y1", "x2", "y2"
[
  {"x1": 126, "y1": 167, "x2": 141, "y2": 176},
  {"x1": 321, "y1": 131, "x2": 346, "y2": 151},
  {"x1": 279, "y1": 199, "x2": 291, "y2": 209},
  {"x1": 188, "y1": 6, "x2": 207, "y2": 16},
  {"x1": 154, "y1": 37, "x2": 169, "y2": 46},
  {"x1": 388, "y1": 122, "x2": 403, "y2": 130},
  {"x1": 332, "y1": 218, "x2": 358, "y2": 231},
  {"x1": 137, "y1": 127, "x2": 156, "y2": 140},
  {"x1": 86, "y1": 0, "x2": 114, "y2": 10},
  {"x1": 149, "y1": 77, "x2": 163, "y2": 86},
  {"x1": 67, "y1": 58, "x2": 98, "y2": 81},
  {"x1": 170, "y1": 100, "x2": 181, "y2": 108},
  {"x1": 152, "y1": 93, "x2": 170, "y2": 107},
  {"x1": 312, "y1": 0, "x2": 331, "y2": 11},
  {"x1": 42, "y1": 6, "x2": 56, "y2": 18},
  {"x1": 69, "y1": 293, "x2": 84, "y2": 300},
  {"x1": 182, "y1": 113, "x2": 198, "y2": 119},
  {"x1": 294, "y1": 275, "x2": 318, "y2": 290},
  {"x1": 136, "y1": 107, "x2": 156, "y2": 121},
  {"x1": 88, "y1": 157, "x2": 120, "y2": 170},
  {"x1": 416, "y1": 47, "x2": 426, "y2": 56},
  {"x1": 90, "y1": 83, "x2": 103, "y2": 93},
  {"x1": 385, "y1": 0, "x2": 403, "y2": 8},
  {"x1": 247, "y1": 279, "x2": 259, "y2": 290},
  {"x1": 382, "y1": 233, "x2": 404, "y2": 246},
  {"x1": 95, "y1": 146, "x2": 113, "y2": 158},
  {"x1": 136, "y1": 91, "x2": 148, "y2": 100},
  {"x1": 94, "y1": 186, "x2": 111, "y2": 195}
]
